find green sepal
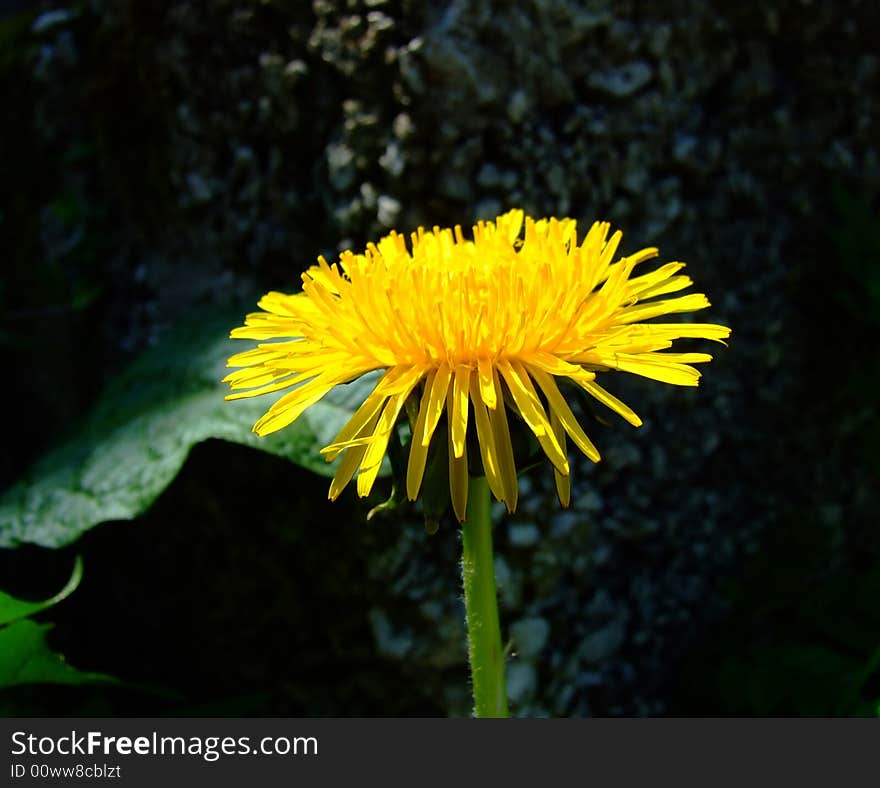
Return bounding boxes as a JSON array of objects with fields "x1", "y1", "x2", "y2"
[
  {"x1": 419, "y1": 422, "x2": 449, "y2": 531},
  {"x1": 367, "y1": 427, "x2": 409, "y2": 521}
]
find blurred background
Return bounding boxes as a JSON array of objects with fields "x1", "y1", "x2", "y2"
[{"x1": 1, "y1": 0, "x2": 878, "y2": 717}]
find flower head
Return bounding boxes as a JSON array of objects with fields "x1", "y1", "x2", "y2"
[{"x1": 225, "y1": 210, "x2": 730, "y2": 521}]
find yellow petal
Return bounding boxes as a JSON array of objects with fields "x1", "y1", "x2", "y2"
[
  {"x1": 447, "y1": 405, "x2": 469, "y2": 522},
  {"x1": 613, "y1": 293, "x2": 711, "y2": 325},
  {"x1": 328, "y1": 410, "x2": 383, "y2": 500},
  {"x1": 577, "y1": 380, "x2": 642, "y2": 427},
  {"x1": 322, "y1": 366, "x2": 421, "y2": 461},
  {"x1": 252, "y1": 373, "x2": 344, "y2": 436},
  {"x1": 406, "y1": 370, "x2": 436, "y2": 501},
  {"x1": 526, "y1": 351, "x2": 595, "y2": 383},
  {"x1": 496, "y1": 360, "x2": 547, "y2": 437},
  {"x1": 356, "y1": 420, "x2": 400, "y2": 499},
  {"x1": 498, "y1": 208, "x2": 525, "y2": 244},
  {"x1": 529, "y1": 367, "x2": 601, "y2": 462},
  {"x1": 598, "y1": 353, "x2": 704, "y2": 386},
  {"x1": 634, "y1": 323, "x2": 731, "y2": 343},
  {"x1": 321, "y1": 393, "x2": 388, "y2": 460},
  {"x1": 468, "y1": 374, "x2": 505, "y2": 503},
  {"x1": 225, "y1": 342, "x2": 302, "y2": 368},
  {"x1": 477, "y1": 357, "x2": 497, "y2": 409},
  {"x1": 257, "y1": 291, "x2": 301, "y2": 315},
  {"x1": 488, "y1": 371, "x2": 518, "y2": 511},
  {"x1": 549, "y1": 410, "x2": 571, "y2": 508},
  {"x1": 497, "y1": 360, "x2": 568, "y2": 474},
  {"x1": 356, "y1": 376, "x2": 421, "y2": 497},
  {"x1": 422, "y1": 364, "x2": 452, "y2": 447},
  {"x1": 625, "y1": 262, "x2": 685, "y2": 294},
  {"x1": 633, "y1": 274, "x2": 693, "y2": 301},
  {"x1": 450, "y1": 365, "x2": 471, "y2": 459},
  {"x1": 223, "y1": 366, "x2": 302, "y2": 392}
]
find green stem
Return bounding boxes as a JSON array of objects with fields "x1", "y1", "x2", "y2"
[{"x1": 461, "y1": 476, "x2": 509, "y2": 718}]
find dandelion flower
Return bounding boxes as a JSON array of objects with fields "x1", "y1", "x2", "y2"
[{"x1": 225, "y1": 210, "x2": 730, "y2": 521}]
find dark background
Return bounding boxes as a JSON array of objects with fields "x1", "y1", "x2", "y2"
[{"x1": 1, "y1": 0, "x2": 878, "y2": 716}]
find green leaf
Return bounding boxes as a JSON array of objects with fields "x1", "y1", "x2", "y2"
[
  {"x1": 0, "y1": 556, "x2": 83, "y2": 625},
  {"x1": 0, "y1": 559, "x2": 130, "y2": 694},
  {"x1": 0, "y1": 619, "x2": 119, "y2": 689},
  {"x1": 0, "y1": 308, "x2": 387, "y2": 548}
]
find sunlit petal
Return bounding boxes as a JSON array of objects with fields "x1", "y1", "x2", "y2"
[{"x1": 225, "y1": 209, "x2": 729, "y2": 519}]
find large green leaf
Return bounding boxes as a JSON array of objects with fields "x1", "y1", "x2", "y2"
[
  {"x1": 0, "y1": 309, "x2": 385, "y2": 548},
  {"x1": 0, "y1": 556, "x2": 83, "y2": 625},
  {"x1": 0, "y1": 619, "x2": 119, "y2": 689},
  {"x1": 0, "y1": 557, "x2": 120, "y2": 690}
]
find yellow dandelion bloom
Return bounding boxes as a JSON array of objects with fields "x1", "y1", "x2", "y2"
[{"x1": 225, "y1": 209, "x2": 730, "y2": 521}]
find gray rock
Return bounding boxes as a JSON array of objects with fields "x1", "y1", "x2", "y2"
[
  {"x1": 368, "y1": 608, "x2": 413, "y2": 659},
  {"x1": 545, "y1": 164, "x2": 568, "y2": 197},
  {"x1": 476, "y1": 163, "x2": 501, "y2": 188},
  {"x1": 579, "y1": 619, "x2": 627, "y2": 664},
  {"x1": 508, "y1": 522, "x2": 540, "y2": 547},
  {"x1": 622, "y1": 167, "x2": 648, "y2": 194},
  {"x1": 605, "y1": 442, "x2": 641, "y2": 468},
  {"x1": 507, "y1": 89, "x2": 529, "y2": 123},
  {"x1": 474, "y1": 199, "x2": 502, "y2": 221},
  {"x1": 379, "y1": 141, "x2": 405, "y2": 177},
  {"x1": 592, "y1": 544, "x2": 614, "y2": 567},
  {"x1": 576, "y1": 490, "x2": 603, "y2": 514},
  {"x1": 673, "y1": 134, "x2": 699, "y2": 164},
  {"x1": 359, "y1": 182, "x2": 378, "y2": 210},
  {"x1": 511, "y1": 617, "x2": 550, "y2": 659},
  {"x1": 586, "y1": 589, "x2": 616, "y2": 621},
  {"x1": 438, "y1": 171, "x2": 472, "y2": 202},
  {"x1": 506, "y1": 661, "x2": 537, "y2": 705},
  {"x1": 550, "y1": 510, "x2": 580, "y2": 538},
  {"x1": 493, "y1": 555, "x2": 521, "y2": 610},
  {"x1": 185, "y1": 172, "x2": 212, "y2": 203},
  {"x1": 283, "y1": 59, "x2": 309, "y2": 83},
  {"x1": 366, "y1": 11, "x2": 394, "y2": 34},
  {"x1": 258, "y1": 52, "x2": 283, "y2": 71},
  {"x1": 32, "y1": 9, "x2": 74, "y2": 34},
  {"x1": 392, "y1": 113, "x2": 414, "y2": 140},
  {"x1": 377, "y1": 194, "x2": 402, "y2": 227},
  {"x1": 588, "y1": 61, "x2": 653, "y2": 97},
  {"x1": 231, "y1": 146, "x2": 257, "y2": 181},
  {"x1": 326, "y1": 142, "x2": 356, "y2": 191},
  {"x1": 398, "y1": 37, "x2": 425, "y2": 94}
]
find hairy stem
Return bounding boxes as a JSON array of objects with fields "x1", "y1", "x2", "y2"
[{"x1": 461, "y1": 476, "x2": 509, "y2": 718}]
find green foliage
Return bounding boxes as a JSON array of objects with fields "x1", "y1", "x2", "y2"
[
  {"x1": 0, "y1": 556, "x2": 83, "y2": 625},
  {"x1": 827, "y1": 186, "x2": 880, "y2": 473},
  {"x1": 830, "y1": 184, "x2": 880, "y2": 324},
  {"x1": 718, "y1": 640, "x2": 880, "y2": 717},
  {"x1": 0, "y1": 621, "x2": 118, "y2": 690},
  {"x1": 0, "y1": 9, "x2": 34, "y2": 74},
  {"x1": 0, "y1": 310, "x2": 386, "y2": 549},
  {"x1": 691, "y1": 189, "x2": 880, "y2": 718},
  {"x1": 0, "y1": 557, "x2": 118, "y2": 690},
  {"x1": 677, "y1": 517, "x2": 880, "y2": 717}
]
